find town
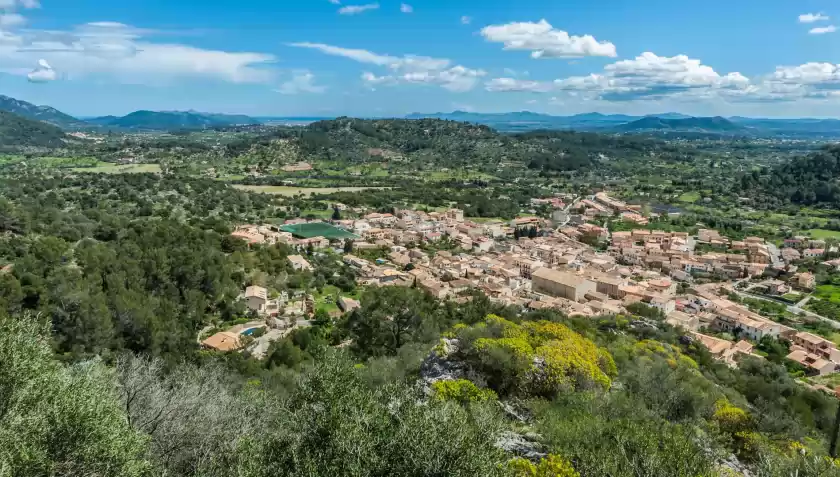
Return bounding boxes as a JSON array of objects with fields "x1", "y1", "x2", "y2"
[{"x1": 201, "y1": 191, "x2": 840, "y2": 382}]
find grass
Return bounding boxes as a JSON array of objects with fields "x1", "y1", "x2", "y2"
[
  {"x1": 468, "y1": 217, "x2": 505, "y2": 224},
  {"x1": 802, "y1": 229, "x2": 840, "y2": 240},
  {"x1": 314, "y1": 285, "x2": 341, "y2": 313},
  {"x1": 232, "y1": 185, "x2": 386, "y2": 196},
  {"x1": 421, "y1": 170, "x2": 497, "y2": 181},
  {"x1": 677, "y1": 191, "x2": 701, "y2": 203},
  {"x1": 815, "y1": 285, "x2": 840, "y2": 303},
  {"x1": 300, "y1": 209, "x2": 335, "y2": 220},
  {"x1": 72, "y1": 163, "x2": 162, "y2": 174},
  {"x1": 781, "y1": 293, "x2": 802, "y2": 302}
]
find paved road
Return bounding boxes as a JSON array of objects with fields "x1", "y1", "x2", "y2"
[{"x1": 766, "y1": 242, "x2": 783, "y2": 266}]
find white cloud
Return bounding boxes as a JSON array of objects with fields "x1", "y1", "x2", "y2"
[
  {"x1": 809, "y1": 25, "x2": 836, "y2": 35},
  {"x1": 485, "y1": 77, "x2": 553, "y2": 93},
  {"x1": 26, "y1": 58, "x2": 54, "y2": 82},
  {"x1": 400, "y1": 3, "x2": 413, "y2": 13},
  {"x1": 486, "y1": 52, "x2": 750, "y2": 102},
  {"x1": 328, "y1": 0, "x2": 341, "y2": 4},
  {"x1": 481, "y1": 19, "x2": 617, "y2": 59},
  {"x1": 338, "y1": 3, "x2": 379, "y2": 15},
  {"x1": 0, "y1": 21, "x2": 277, "y2": 84},
  {"x1": 799, "y1": 13, "x2": 829, "y2": 24},
  {"x1": 292, "y1": 41, "x2": 484, "y2": 92},
  {"x1": 0, "y1": 0, "x2": 38, "y2": 10},
  {"x1": 460, "y1": 16, "x2": 472, "y2": 25},
  {"x1": 276, "y1": 70, "x2": 326, "y2": 94},
  {"x1": 0, "y1": 13, "x2": 24, "y2": 27}
]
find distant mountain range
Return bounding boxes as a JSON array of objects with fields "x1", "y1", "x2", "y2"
[
  {"x1": 0, "y1": 96, "x2": 263, "y2": 131},
  {"x1": 405, "y1": 111, "x2": 840, "y2": 137},
  {"x1": 87, "y1": 110, "x2": 261, "y2": 130},
  {"x1": 2, "y1": 93, "x2": 840, "y2": 137},
  {"x1": 613, "y1": 116, "x2": 745, "y2": 134},
  {"x1": 0, "y1": 95, "x2": 89, "y2": 129}
]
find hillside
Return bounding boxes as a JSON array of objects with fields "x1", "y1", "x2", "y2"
[
  {"x1": 226, "y1": 117, "x2": 672, "y2": 174},
  {"x1": 89, "y1": 110, "x2": 261, "y2": 130},
  {"x1": 613, "y1": 116, "x2": 746, "y2": 134},
  {"x1": 0, "y1": 95, "x2": 88, "y2": 129},
  {"x1": 0, "y1": 110, "x2": 67, "y2": 147},
  {"x1": 740, "y1": 145, "x2": 840, "y2": 207},
  {"x1": 405, "y1": 111, "x2": 638, "y2": 132}
]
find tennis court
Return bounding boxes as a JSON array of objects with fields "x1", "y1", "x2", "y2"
[{"x1": 279, "y1": 222, "x2": 359, "y2": 240}]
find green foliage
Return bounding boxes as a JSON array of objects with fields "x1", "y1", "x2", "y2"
[
  {"x1": 431, "y1": 379, "x2": 498, "y2": 404},
  {"x1": 0, "y1": 315, "x2": 152, "y2": 476},
  {"x1": 454, "y1": 316, "x2": 616, "y2": 397},
  {"x1": 507, "y1": 455, "x2": 580, "y2": 477},
  {"x1": 0, "y1": 110, "x2": 67, "y2": 149}
]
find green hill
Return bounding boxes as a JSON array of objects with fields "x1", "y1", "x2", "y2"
[
  {"x1": 0, "y1": 110, "x2": 67, "y2": 147},
  {"x1": 89, "y1": 110, "x2": 261, "y2": 130},
  {"x1": 230, "y1": 117, "x2": 667, "y2": 173},
  {"x1": 0, "y1": 94, "x2": 88, "y2": 129}
]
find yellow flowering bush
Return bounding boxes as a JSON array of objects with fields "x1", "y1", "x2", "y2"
[
  {"x1": 455, "y1": 316, "x2": 615, "y2": 396},
  {"x1": 508, "y1": 455, "x2": 580, "y2": 477},
  {"x1": 713, "y1": 399, "x2": 750, "y2": 434},
  {"x1": 431, "y1": 379, "x2": 497, "y2": 404},
  {"x1": 632, "y1": 340, "x2": 699, "y2": 369}
]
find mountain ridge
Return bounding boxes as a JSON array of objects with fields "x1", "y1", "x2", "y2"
[
  {"x1": 0, "y1": 95, "x2": 88, "y2": 129},
  {"x1": 88, "y1": 110, "x2": 262, "y2": 130}
]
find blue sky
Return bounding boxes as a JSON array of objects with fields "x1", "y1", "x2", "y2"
[{"x1": 1, "y1": 0, "x2": 839, "y2": 117}]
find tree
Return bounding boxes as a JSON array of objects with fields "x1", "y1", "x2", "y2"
[
  {"x1": 344, "y1": 239, "x2": 354, "y2": 254},
  {"x1": 528, "y1": 226, "x2": 538, "y2": 239},
  {"x1": 0, "y1": 315, "x2": 152, "y2": 476},
  {"x1": 332, "y1": 207, "x2": 342, "y2": 221},
  {"x1": 345, "y1": 287, "x2": 439, "y2": 358}
]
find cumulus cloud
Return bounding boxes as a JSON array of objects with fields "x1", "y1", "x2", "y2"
[
  {"x1": 486, "y1": 52, "x2": 750, "y2": 101},
  {"x1": 481, "y1": 19, "x2": 616, "y2": 59},
  {"x1": 799, "y1": 13, "x2": 829, "y2": 23},
  {"x1": 276, "y1": 70, "x2": 326, "y2": 94},
  {"x1": 0, "y1": 13, "x2": 24, "y2": 27},
  {"x1": 0, "y1": 0, "x2": 38, "y2": 10},
  {"x1": 485, "y1": 77, "x2": 552, "y2": 93},
  {"x1": 461, "y1": 16, "x2": 472, "y2": 25},
  {"x1": 338, "y1": 3, "x2": 379, "y2": 15},
  {"x1": 291, "y1": 41, "x2": 485, "y2": 92},
  {"x1": 400, "y1": 3, "x2": 413, "y2": 13},
  {"x1": 809, "y1": 25, "x2": 836, "y2": 35},
  {"x1": 0, "y1": 21, "x2": 276, "y2": 84},
  {"x1": 26, "y1": 58, "x2": 54, "y2": 82}
]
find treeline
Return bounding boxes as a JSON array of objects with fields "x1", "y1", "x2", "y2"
[
  {"x1": 0, "y1": 110, "x2": 68, "y2": 149},
  {"x1": 0, "y1": 174, "x2": 323, "y2": 362},
  {"x1": 221, "y1": 118, "x2": 677, "y2": 174},
  {"x1": 740, "y1": 145, "x2": 840, "y2": 207}
]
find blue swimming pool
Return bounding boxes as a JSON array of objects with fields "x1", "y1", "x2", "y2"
[{"x1": 241, "y1": 327, "x2": 261, "y2": 336}]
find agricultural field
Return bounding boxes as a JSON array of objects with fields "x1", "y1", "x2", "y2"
[
  {"x1": 677, "y1": 191, "x2": 701, "y2": 203},
  {"x1": 801, "y1": 229, "x2": 840, "y2": 240},
  {"x1": 71, "y1": 163, "x2": 162, "y2": 174},
  {"x1": 232, "y1": 185, "x2": 387, "y2": 196}
]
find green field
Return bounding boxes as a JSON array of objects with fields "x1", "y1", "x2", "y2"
[
  {"x1": 816, "y1": 285, "x2": 840, "y2": 301},
  {"x1": 279, "y1": 222, "x2": 359, "y2": 240},
  {"x1": 802, "y1": 229, "x2": 840, "y2": 239},
  {"x1": 233, "y1": 185, "x2": 385, "y2": 196},
  {"x1": 72, "y1": 163, "x2": 162, "y2": 174},
  {"x1": 677, "y1": 191, "x2": 701, "y2": 203}
]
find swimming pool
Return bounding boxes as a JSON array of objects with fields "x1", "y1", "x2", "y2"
[{"x1": 241, "y1": 327, "x2": 262, "y2": 336}]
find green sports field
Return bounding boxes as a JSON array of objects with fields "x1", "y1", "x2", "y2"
[{"x1": 279, "y1": 222, "x2": 359, "y2": 240}]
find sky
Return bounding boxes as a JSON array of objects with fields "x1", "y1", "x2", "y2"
[{"x1": 1, "y1": 0, "x2": 840, "y2": 118}]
